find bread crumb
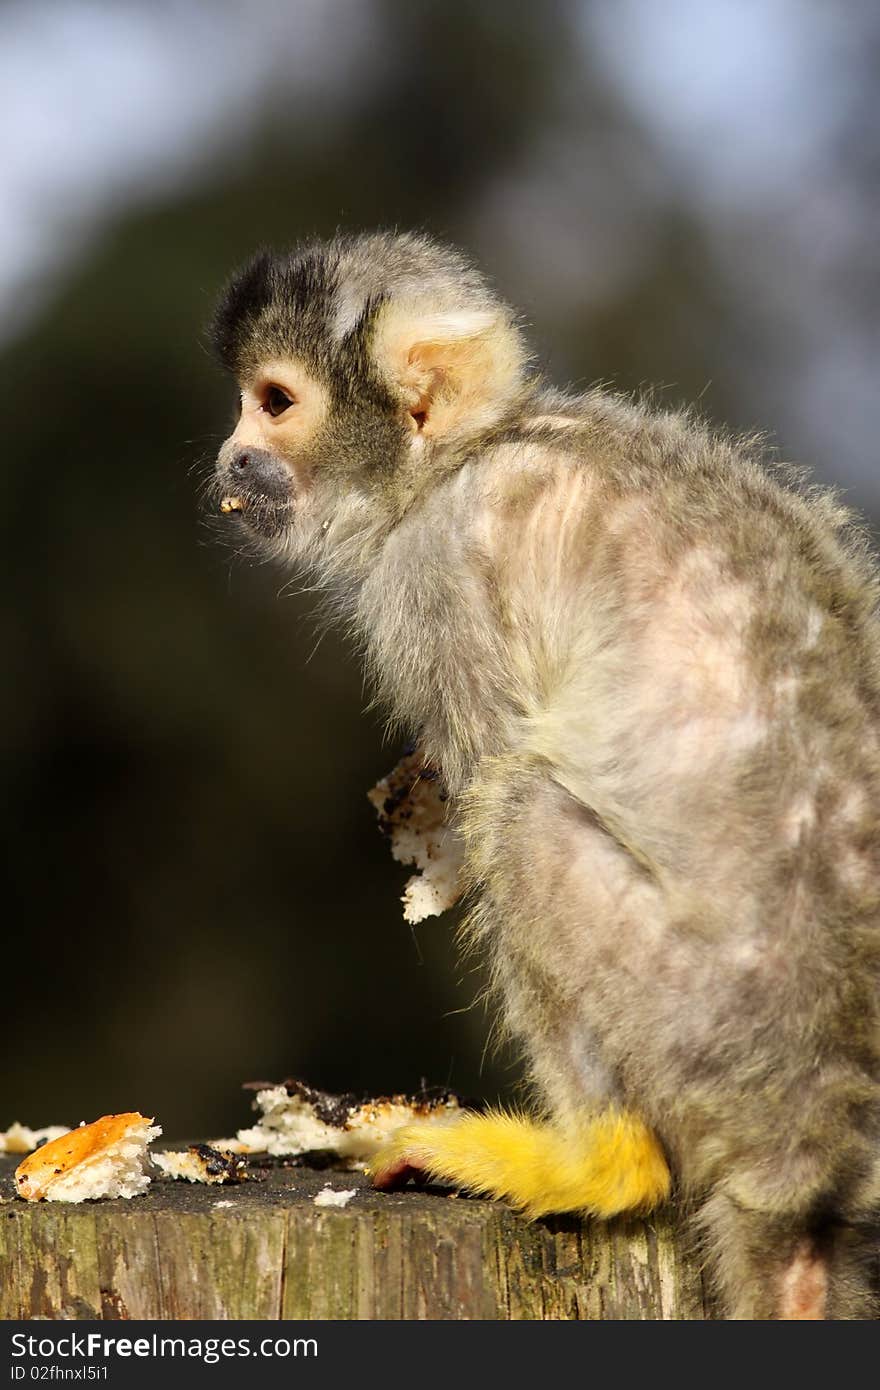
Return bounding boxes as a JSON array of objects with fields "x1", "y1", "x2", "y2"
[
  {"x1": 313, "y1": 1185, "x2": 356, "y2": 1208},
  {"x1": 0, "y1": 1123, "x2": 70, "y2": 1155},
  {"x1": 368, "y1": 749, "x2": 464, "y2": 923}
]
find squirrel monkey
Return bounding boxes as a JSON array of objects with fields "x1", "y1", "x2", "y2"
[{"x1": 210, "y1": 232, "x2": 880, "y2": 1319}]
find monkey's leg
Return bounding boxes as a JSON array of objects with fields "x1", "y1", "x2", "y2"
[
  {"x1": 369, "y1": 1107, "x2": 670, "y2": 1219},
  {"x1": 698, "y1": 1193, "x2": 880, "y2": 1319}
]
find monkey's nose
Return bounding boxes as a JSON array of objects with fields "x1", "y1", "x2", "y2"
[{"x1": 218, "y1": 446, "x2": 294, "y2": 508}]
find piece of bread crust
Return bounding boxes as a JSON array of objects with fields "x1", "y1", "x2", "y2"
[
  {"x1": 14, "y1": 1113, "x2": 161, "y2": 1203},
  {"x1": 152, "y1": 1145, "x2": 249, "y2": 1185},
  {"x1": 223, "y1": 1078, "x2": 462, "y2": 1165}
]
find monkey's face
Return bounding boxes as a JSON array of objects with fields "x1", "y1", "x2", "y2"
[
  {"x1": 211, "y1": 234, "x2": 528, "y2": 570},
  {"x1": 213, "y1": 346, "x2": 411, "y2": 564},
  {"x1": 215, "y1": 358, "x2": 335, "y2": 541}
]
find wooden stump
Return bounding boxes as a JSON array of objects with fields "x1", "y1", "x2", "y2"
[{"x1": 0, "y1": 1154, "x2": 712, "y2": 1320}]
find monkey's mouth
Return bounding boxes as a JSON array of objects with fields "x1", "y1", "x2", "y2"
[{"x1": 217, "y1": 490, "x2": 294, "y2": 537}]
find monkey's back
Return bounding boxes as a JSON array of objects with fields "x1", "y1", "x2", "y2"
[{"x1": 432, "y1": 398, "x2": 880, "y2": 1218}]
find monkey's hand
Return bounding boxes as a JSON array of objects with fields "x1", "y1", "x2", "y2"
[{"x1": 368, "y1": 1108, "x2": 670, "y2": 1219}]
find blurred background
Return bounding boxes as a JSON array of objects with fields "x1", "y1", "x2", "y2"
[{"x1": 3, "y1": 0, "x2": 879, "y2": 1140}]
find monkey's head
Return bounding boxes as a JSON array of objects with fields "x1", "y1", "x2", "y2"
[{"x1": 211, "y1": 231, "x2": 529, "y2": 572}]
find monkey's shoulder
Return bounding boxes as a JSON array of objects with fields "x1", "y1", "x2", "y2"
[{"x1": 470, "y1": 394, "x2": 877, "y2": 597}]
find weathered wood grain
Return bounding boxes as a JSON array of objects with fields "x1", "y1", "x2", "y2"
[{"x1": 0, "y1": 1155, "x2": 712, "y2": 1320}]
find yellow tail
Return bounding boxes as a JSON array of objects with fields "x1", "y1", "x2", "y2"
[{"x1": 369, "y1": 1107, "x2": 670, "y2": 1219}]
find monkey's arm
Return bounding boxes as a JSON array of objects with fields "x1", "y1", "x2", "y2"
[{"x1": 369, "y1": 1108, "x2": 670, "y2": 1219}]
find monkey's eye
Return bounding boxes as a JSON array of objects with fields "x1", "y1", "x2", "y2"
[{"x1": 264, "y1": 385, "x2": 295, "y2": 418}]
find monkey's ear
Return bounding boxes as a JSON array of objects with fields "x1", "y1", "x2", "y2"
[{"x1": 374, "y1": 305, "x2": 527, "y2": 441}]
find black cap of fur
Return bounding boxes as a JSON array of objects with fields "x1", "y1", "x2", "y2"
[
  {"x1": 210, "y1": 249, "x2": 276, "y2": 371},
  {"x1": 211, "y1": 246, "x2": 341, "y2": 378}
]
